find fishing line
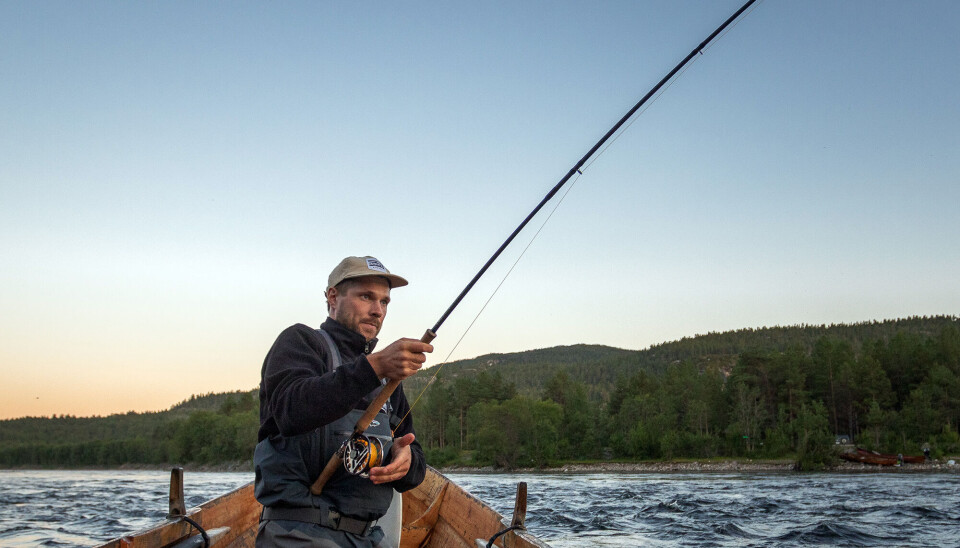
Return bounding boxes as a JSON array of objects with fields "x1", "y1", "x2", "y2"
[
  {"x1": 395, "y1": 0, "x2": 762, "y2": 431},
  {"x1": 396, "y1": 51, "x2": 690, "y2": 420},
  {"x1": 400, "y1": 2, "x2": 765, "y2": 421},
  {"x1": 703, "y1": 0, "x2": 762, "y2": 54},
  {"x1": 398, "y1": 171, "x2": 585, "y2": 427},
  {"x1": 583, "y1": 0, "x2": 763, "y2": 174},
  {"x1": 311, "y1": 0, "x2": 760, "y2": 495},
  {"x1": 580, "y1": 63, "x2": 690, "y2": 175}
]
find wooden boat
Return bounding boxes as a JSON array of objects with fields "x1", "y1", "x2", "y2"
[
  {"x1": 856, "y1": 448, "x2": 925, "y2": 464},
  {"x1": 840, "y1": 448, "x2": 926, "y2": 466},
  {"x1": 839, "y1": 451, "x2": 898, "y2": 466},
  {"x1": 98, "y1": 466, "x2": 550, "y2": 548}
]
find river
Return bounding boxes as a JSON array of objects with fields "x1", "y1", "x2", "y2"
[{"x1": 0, "y1": 469, "x2": 958, "y2": 547}]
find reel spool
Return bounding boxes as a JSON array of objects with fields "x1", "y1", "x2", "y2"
[{"x1": 339, "y1": 434, "x2": 385, "y2": 478}]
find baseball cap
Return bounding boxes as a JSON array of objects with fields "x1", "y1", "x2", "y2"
[{"x1": 327, "y1": 256, "x2": 409, "y2": 291}]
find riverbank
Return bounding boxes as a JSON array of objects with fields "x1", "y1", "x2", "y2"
[
  {"x1": 441, "y1": 458, "x2": 960, "y2": 474},
  {"x1": 5, "y1": 458, "x2": 958, "y2": 474},
  {"x1": 0, "y1": 461, "x2": 254, "y2": 473}
]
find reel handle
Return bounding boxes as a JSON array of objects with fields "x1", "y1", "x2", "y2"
[{"x1": 310, "y1": 328, "x2": 437, "y2": 495}]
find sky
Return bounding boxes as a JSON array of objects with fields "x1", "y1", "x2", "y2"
[{"x1": 1, "y1": 1, "x2": 958, "y2": 420}]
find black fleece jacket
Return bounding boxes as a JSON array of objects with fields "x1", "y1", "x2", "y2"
[{"x1": 257, "y1": 318, "x2": 425, "y2": 491}]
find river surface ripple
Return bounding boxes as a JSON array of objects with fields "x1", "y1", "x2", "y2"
[{"x1": 0, "y1": 470, "x2": 958, "y2": 547}]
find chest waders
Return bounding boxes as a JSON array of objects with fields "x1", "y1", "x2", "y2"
[
  {"x1": 316, "y1": 329, "x2": 396, "y2": 478},
  {"x1": 254, "y1": 328, "x2": 399, "y2": 535}
]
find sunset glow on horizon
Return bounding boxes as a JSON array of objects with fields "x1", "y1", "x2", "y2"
[{"x1": 2, "y1": 1, "x2": 958, "y2": 420}]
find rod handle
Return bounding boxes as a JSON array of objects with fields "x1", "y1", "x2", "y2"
[
  {"x1": 350, "y1": 329, "x2": 436, "y2": 434},
  {"x1": 310, "y1": 453, "x2": 344, "y2": 495},
  {"x1": 309, "y1": 328, "x2": 437, "y2": 495}
]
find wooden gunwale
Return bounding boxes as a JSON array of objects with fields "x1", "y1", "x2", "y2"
[{"x1": 97, "y1": 466, "x2": 550, "y2": 548}]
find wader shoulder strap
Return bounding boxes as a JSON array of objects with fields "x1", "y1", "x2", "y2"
[
  {"x1": 316, "y1": 328, "x2": 342, "y2": 371},
  {"x1": 317, "y1": 327, "x2": 392, "y2": 415}
]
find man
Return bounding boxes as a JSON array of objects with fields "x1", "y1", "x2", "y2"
[{"x1": 254, "y1": 256, "x2": 433, "y2": 547}]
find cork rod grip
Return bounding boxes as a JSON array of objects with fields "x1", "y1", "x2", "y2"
[
  {"x1": 310, "y1": 453, "x2": 343, "y2": 495},
  {"x1": 309, "y1": 328, "x2": 437, "y2": 495}
]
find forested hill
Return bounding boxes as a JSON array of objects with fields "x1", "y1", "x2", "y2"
[
  {"x1": 404, "y1": 316, "x2": 959, "y2": 401},
  {"x1": 0, "y1": 391, "x2": 255, "y2": 447},
  {"x1": 403, "y1": 344, "x2": 637, "y2": 402}
]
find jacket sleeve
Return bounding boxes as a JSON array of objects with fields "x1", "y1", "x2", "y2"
[
  {"x1": 261, "y1": 324, "x2": 382, "y2": 437},
  {"x1": 387, "y1": 385, "x2": 427, "y2": 492}
]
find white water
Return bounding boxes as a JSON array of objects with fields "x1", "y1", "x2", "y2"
[{"x1": 1, "y1": 469, "x2": 958, "y2": 547}]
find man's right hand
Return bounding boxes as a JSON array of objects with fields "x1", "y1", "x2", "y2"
[{"x1": 367, "y1": 339, "x2": 433, "y2": 381}]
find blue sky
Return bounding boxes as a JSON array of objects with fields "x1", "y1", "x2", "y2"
[{"x1": 1, "y1": 1, "x2": 958, "y2": 418}]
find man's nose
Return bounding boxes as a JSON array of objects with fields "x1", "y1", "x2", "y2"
[{"x1": 370, "y1": 301, "x2": 384, "y2": 316}]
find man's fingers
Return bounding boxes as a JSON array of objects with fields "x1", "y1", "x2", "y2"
[
  {"x1": 370, "y1": 339, "x2": 434, "y2": 380},
  {"x1": 369, "y1": 460, "x2": 408, "y2": 484},
  {"x1": 369, "y1": 434, "x2": 414, "y2": 484},
  {"x1": 401, "y1": 340, "x2": 433, "y2": 354},
  {"x1": 393, "y1": 433, "x2": 415, "y2": 449},
  {"x1": 370, "y1": 469, "x2": 404, "y2": 484}
]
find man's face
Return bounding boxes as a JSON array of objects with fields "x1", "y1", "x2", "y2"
[{"x1": 328, "y1": 277, "x2": 391, "y2": 341}]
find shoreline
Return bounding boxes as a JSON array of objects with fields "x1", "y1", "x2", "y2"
[
  {"x1": 4, "y1": 459, "x2": 958, "y2": 474},
  {"x1": 441, "y1": 459, "x2": 960, "y2": 474}
]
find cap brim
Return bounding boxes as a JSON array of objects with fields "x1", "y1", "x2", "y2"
[{"x1": 341, "y1": 272, "x2": 408, "y2": 289}]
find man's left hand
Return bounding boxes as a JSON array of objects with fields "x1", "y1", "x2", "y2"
[{"x1": 369, "y1": 433, "x2": 415, "y2": 485}]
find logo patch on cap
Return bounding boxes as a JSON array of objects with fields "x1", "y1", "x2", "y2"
[{"x1": 365, "y1": 258, "x2": 387, "y2": 273}]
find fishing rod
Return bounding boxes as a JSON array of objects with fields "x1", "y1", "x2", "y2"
[{"x1": 311, "y1": 0, "x2": 758, "y2": 494}]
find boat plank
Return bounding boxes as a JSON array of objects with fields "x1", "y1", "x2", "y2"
[
  {"x1": 168, "y1": 526, "x2": 230, "y2": 548},
  {"x1": 426, "y1": 518, "x2": 477, "y2": 548},
  {"x1": 222, "y1": 525, "x2": 257, "y2": 548},
  {"x1": 197, "y1": 483, "x2": 259, "y2": 548},
  {"x1": 431, "y1": 473, "x2": 509, "y2": 547},
  {"x1": 401, "y1": 483, "x2": 447, "y2": 548},
  {"x1": 116, "y1": 519, "x2": 196, "y2": 548}
]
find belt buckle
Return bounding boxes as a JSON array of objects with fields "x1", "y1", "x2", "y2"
[
  {"x1": 328, "y1": 509, "x2": 375, "y2": 536},
  {"x1": 327, "y1": 509, "x2": 342, "y2": 529}
]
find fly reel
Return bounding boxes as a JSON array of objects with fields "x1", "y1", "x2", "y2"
[{"x1": 338, "y1": 434, "x2": 385, "y2": 478}]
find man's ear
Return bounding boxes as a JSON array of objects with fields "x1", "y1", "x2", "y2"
[{"x1": 325, "y1": 287, "x2": 337, "y2": 314}]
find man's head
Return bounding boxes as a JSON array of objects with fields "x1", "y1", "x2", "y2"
[
  {"x1": 326, "y1": 256, "x2": 408, "y2": 292},
  {"x1": 325, "y1": 256, "x2": 408, "y2": 341}
]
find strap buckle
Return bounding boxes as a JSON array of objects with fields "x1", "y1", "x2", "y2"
[{"x1": 327, "y1": 509, "x2": 376, "y2": 536}]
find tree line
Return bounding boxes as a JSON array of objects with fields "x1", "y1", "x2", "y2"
[
  {"x1": 0, "y1": 392, "x2": 258, "y2": 467},
  {"x1": 415, "y1": 322, "x2": 960, "y2": 470},
  {"x1": 2, "y1": 317, "x2": 957, "y2": 470}
]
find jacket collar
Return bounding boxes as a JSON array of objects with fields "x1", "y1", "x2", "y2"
[{"x1": 321, "y1": 317, "x2": 378, "y2": 354}]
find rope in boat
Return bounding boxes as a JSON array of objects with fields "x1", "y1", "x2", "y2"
[
  {"x1": 178, "y1": 515, "x2": 210, "y2": 548},
  {"x1": 486, "y1": 525, "x2": 525, "y2": 548}
]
